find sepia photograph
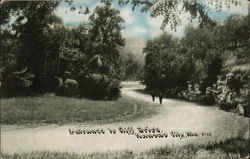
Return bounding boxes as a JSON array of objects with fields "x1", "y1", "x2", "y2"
[{"x1": 0, "y1": 0, "x2": 249, "y2": 158}]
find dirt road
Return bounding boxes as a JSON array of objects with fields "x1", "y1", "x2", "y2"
[{"x1": 1, "y1": 82, "x2": 249, "y2": 154}]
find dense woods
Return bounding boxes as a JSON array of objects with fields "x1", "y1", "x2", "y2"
[
  {"x1": 0, "y1": 0, "x2": 249, "y2": 110},
  {"x1": 0, "y1": 2, "x2": 126, "y2": 99},
  {"x1": 143, "y1": 14, "x2": 249, "y2": 116}
]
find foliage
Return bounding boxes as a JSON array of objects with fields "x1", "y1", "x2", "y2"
[
  {"x1": 1, "y1": 67, "x2": 34, "y2": 97},
  {"x1": 216, "y1": 67, "x2": 249, "y2": 114},
  {"x1": 81, "y1": 73, "x2": 121, "y2": 100},
  {"x1": 56, "y1": 0, "x2": 242, "y2": 31},
  {"x1": 56, "y1": 26, "x2": 87, "y2": 78},
  {"x1": 117, "y1": 0, "x2": 242, "y2": 30},
  {"x1": 143, "y1": 33, "x2": 181, "y2": 93},
  {"x1": 181, "y1": 25, "x2": 223, "y2": 89},
  {"x1": 55, "y1": 76, "x2": 78, "y2": 97},
  {"x1": 77, "y1": 5, "x2": 125, "y2": 99},
  {"x1": 0, "y1": 29, "x2": 17, "y2": 69},
  {"x1": 0, "y1": 2, "x2": 61, "y2": 92},
  {"x1": 142, "y1": 14, "x2": 249, "y2": 114},
  {"x1": 143, "y1": 31, "x2": 209, "y2": 95},
  {"x1": 1, "y1": 0, "x2": 244, "y2": 30},
  {"x1": 215, "y1": 15, "x2": 250, "y2": 62},
  {"x1": 1, "y1": 3, "x2": 125, "y2": 100},
  {"x1": 0, "y1": 0, "x2": 248, "y2": 102},
  {"x1": 120, "y1": 51, "x2": 144, "y2": 81},
  {"x1": 89, "y1": 5, "x2": 125, "y2": 48}
]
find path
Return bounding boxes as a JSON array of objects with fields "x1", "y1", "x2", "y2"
[{"x1": 1, "y1": 82, "x2": 249, "y2": 154}]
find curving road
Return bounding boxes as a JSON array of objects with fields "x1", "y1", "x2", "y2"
[{"x1": 1, "y1": 82, "x2": 249, "y2": 154}]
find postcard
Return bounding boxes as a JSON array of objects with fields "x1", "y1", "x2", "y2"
[{"x1": 0, "y1": 0, "x2": 249, "y2": 158}]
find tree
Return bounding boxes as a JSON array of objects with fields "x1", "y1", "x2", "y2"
[
  {"x1": 215, "y1": 14, "x2": 250, "y2": 63},
  {"x1": 70, "y1": 0, "x2": 242, "y2": 31},
  {"x1": 143, "y1": 25, "x2": 225, "y2": 97},
  {"x1": 143, "y1": 33, "x2": 182, "y2": 94},
  {"x1": 0, "y1": 29, "x2": 17, "y2": 70},
  {"x1": 117, "y1": 0, "x2": 242, "y2": 29},
  {"x1": 2, "y1": 0, "x2": 242, "y2": 30},
  {"x1": 6, "y1": 2, "x2": 61, "y2": 92},
  {"x1": 121, "y1": 52, "x2": 144, "y2": 81},
  {"x1": 181, "y1": 25, "x2": 223, "y2": 89},
  {"x1": 0, "y1": 1, "x2": 63, "y2": 94},
  {"x1": 1, "y1": 2, "x2": 126, "y2": 99},
  {"x1": 89, "y1": 5, "x2": 125, "y2": 48},
  {"x1": 79, "y1": 5, "x2": 125, "y2": 99}
]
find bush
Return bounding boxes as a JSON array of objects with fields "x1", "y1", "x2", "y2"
[
  {"x1": 79, "y1": 73, "x2": 121, "y2": 100},
  {"x1": 216, "y1": 68, "x2": 249, "y2": 115},
  {"x1": 181, "y1": 83, "x2": 205, "y2": 103},
  {"x1": 55, "y1": 77, "x2": 78, "y2": 97},
  {"x1": 2, "y1": 67, "x2": 34, "y2": 96}
]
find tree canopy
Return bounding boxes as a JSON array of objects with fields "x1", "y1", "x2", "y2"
[
  {"x1": 0, "y1": 0, "x2": 248, "y2": 100},
  {"x1": 143, "y1": 13, "x2": 249, "y2": 99},
  {"x1": 1, "y1": 2, "x2": 125, "y2": 99},
  {"x1": 1, "y1": 0, "x2": 244, "y2": 30}
]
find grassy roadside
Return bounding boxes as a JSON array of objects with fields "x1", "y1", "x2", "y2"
[
  {"x1": 0, "y1": 94, "x2": 155, "y2": 125},
  {"x1": 1, "y1": 138, "x2": 249, "y2": 159}
]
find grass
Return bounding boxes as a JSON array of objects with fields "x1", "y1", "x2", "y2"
[
  {"x1": 146, "y1": 138, "x2": 249, "y2": 159},
  {"x1": 0, "y1": 93, "x2": 155, "y2": 125},
  {"x1": 1, "y1": 138, "x2": 249, "y2": 159}
]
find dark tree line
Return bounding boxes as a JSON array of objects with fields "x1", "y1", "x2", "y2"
[
  {"x1": 0, "y1": 0, "x2": 248, "y2": 101},
  {"x1": 0, "y1": 2, "x2": 125, "y2": 99},
  {"x1": 143, "y1": 14, "x2": 249, "y2": 109}
]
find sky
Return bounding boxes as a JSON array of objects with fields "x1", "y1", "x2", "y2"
[{"x1": 55, "y1": 0, "x2": 249, "y2": 40}]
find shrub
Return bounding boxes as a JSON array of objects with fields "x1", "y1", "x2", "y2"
[
  {"x1": 181, "y1": 83, "x2": 205, "y2": 103},
  {"x1": 55, "y1": 77, "x2": 78, "y2": 97},
  {"x1": 80, "y1": 73, "x2": 121, "y2": 100},
  {"x1": 216, "y1": 68, "x2": 249, "y2": 115},
  {"x1": 2, "y1": 67, "x2": 34, "y2": 96}
]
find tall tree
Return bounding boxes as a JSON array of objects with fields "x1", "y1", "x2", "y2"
[
  {"x1": 181, "y1": 25, "x2": 223, "y2": 86},
  {"x1": 0, "y1": 1, "x2": 62, "y2": 93},
  {"x1": 12, "y1": 2, "x2": 61, "y2": 91},
  {"x1": 89, "y1": 5, "x2": 125, "y2": 48},
  {"x1": 216, "y1": 15, "x2": 250, "y2": 62},
  {"x1": 143, "y1": 33, "x2": 182, "y2": 93},
  {"x1": 79, "y1": 5, "x2": 125, "y2": 99}
]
